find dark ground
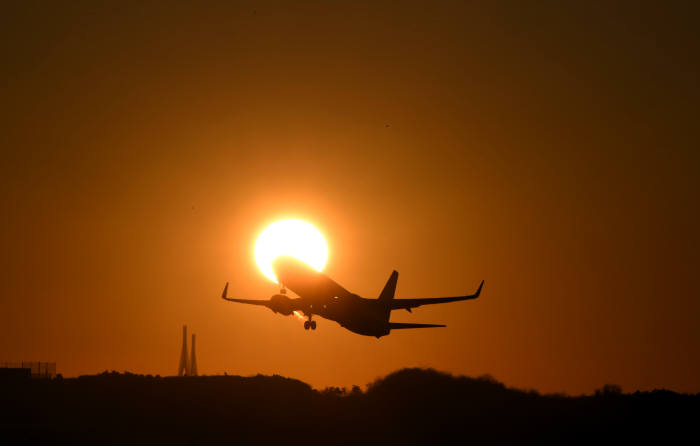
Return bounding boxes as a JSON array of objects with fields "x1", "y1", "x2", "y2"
[{"x1": 1, "y1": 368, "x2": 697, "y2": 444}]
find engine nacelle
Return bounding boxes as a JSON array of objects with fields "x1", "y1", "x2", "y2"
[{"x1": 268, "y1": 294, "x2": 294, "y2": 316}]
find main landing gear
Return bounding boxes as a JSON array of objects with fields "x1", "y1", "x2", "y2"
[{"x1": 304, "y1": 316, "x2": 317, "y2": 331}]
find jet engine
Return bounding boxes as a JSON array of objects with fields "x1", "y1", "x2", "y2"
[{"x1": 268, "y1": 294, "x2": 294, "y2": 315}]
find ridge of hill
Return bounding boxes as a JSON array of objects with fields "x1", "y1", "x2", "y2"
[{"x1": 2, "y1": 368, "x2": 697, "y2": 442}]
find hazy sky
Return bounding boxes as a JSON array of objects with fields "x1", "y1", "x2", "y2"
[{"x1": 2, "y1": 1, "x2": 699, "y2": 394}]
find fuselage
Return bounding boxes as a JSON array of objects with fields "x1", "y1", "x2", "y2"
[{"x1": 273, "y1": 257, "x2": 391, "y2": 337}]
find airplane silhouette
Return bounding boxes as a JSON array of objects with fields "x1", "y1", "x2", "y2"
[{"x1": 221, "y1": 256, "x2": 483, "y2": 338}]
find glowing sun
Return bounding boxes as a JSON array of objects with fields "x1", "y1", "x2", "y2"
[{"x1": 254, "y1": 219, "x2": 328, "y2": 283}]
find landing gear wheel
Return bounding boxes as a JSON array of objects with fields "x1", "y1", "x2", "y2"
[
  {"x1": 304, "y1": 321, "x2": 310, "y2": 330},
  {"x1": 310, "y1": 321, "x2": 317, "y2": 330}
]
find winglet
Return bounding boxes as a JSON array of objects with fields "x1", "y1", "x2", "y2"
[
  {"x1": 475, "y1": 280, "x2": 484, "y2": 298},
  {"x1": 221, "y1": 282, "x2": 229, "y2": 299}
]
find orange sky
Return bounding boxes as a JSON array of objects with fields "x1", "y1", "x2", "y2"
[{"x1": 1, "y1": 1, "x2": 699, "y2": 395}]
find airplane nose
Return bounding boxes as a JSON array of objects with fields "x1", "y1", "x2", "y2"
[
  {"x1": 271, "y1": 256, "x2": 289, "y2": 275},
  {"x1": 271, "y1": 256, "x2": 296, "y2": 283},
  {"x1": 272, "y1": 255, "x2": 317, "y2": 283}
]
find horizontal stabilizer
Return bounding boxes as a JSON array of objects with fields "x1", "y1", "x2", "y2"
[{"x1": 388, "y1": 322, "x2": 446, "y2": 330}]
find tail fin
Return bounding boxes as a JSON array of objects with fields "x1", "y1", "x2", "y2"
[
  {"x1": 379, "y1": 270, "x2": 398, "y2": 321},
  {"x1": 379, "y1": 270, "x2": 398, "y2": 301}
]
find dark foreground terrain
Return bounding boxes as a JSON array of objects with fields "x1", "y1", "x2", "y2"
[{"x1": 1, "y1": 368, "x2": 697, "y2": 443}]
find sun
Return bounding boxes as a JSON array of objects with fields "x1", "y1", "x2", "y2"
[{"x1": 254, "y1": 219, "x2": 328, "y2": 283}]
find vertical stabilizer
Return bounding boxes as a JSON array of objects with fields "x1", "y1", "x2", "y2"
[
  {"x1": 178, "y1": 325, "x2": 189, "y2": 376},
  {"x1": 378, "y1": 271, "x2": 398, "y2": 320},
  {"x1": 379, "y1": 271, "x2": 398, "y2": 301}
]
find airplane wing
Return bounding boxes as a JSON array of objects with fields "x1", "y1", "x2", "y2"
[
  {"x1": 391, "y1": 280, "x2": 483, "y2": 312},
  {"x1": 220, "y1": 282, "x2": 271, "y2": 306},
  {"x1": 220, "y1": 282, "x2": 303, "y2": 316},
  {"x1": 388, "y1": 322, "x2": 446, "y2": 329}
]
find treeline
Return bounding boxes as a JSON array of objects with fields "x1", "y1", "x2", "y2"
[{"x1": 1, "y1": 368, "x2": 697, "y2": 443}]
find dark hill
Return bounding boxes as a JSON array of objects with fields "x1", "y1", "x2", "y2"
[{"x1": 1, "y1": 368, "x2": 697, "y2": 443}]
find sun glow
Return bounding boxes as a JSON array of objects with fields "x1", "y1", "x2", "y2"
[{"x1": 254, "y1": 219, "x2": 328, "y2": 283}]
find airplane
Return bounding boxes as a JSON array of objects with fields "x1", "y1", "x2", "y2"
[{"x1": 221, "y1": 256, "x2": 483, "y2": 338}]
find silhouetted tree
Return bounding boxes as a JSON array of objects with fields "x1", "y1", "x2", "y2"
[{"x1": 1, "y1": 368, "x2": 695, "y2": 443}]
